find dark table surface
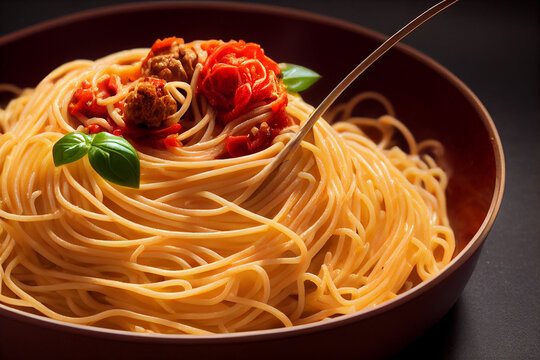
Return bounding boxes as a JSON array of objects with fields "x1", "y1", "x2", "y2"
[{"x1": 0, "y1": 0, "x2": 538, "y2": 358}]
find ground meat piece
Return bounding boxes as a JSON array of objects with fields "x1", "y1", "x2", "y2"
[
  {"x1": 123, "y1": 82, "x2": 177, "y2": 128},
  {"x1": 178, "y1": 44, "x2": 198, "y2": 80},
  {"x1": 142, "y1": 41, "x2": 199, "y2": 83},
  {"x1": 144, "y1": 55, "x2": 187, "y2": 82}
]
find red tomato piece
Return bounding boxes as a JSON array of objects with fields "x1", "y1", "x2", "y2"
[
  {"x1": 87, "y1": 124, "x2": 102, "y2": 134},
  {"x1": 163, "y1": 134, "x2": 182, "y2": 148},
  {"x1": 226, "y1": 135, "x2": 250, "y2": 157},
  {"x1": 68, "y1": 75, "x2": 121, "y2": 118}
]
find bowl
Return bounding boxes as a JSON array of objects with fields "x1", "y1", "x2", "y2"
[{"x1": 0, "y1": 2, "x2": 504, "y2": 359}]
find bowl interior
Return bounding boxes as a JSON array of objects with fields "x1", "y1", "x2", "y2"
[{"x1": 0, "y1": 1, "x2": 502, "y2": 343}]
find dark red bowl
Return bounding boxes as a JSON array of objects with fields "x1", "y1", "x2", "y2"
[{"x1": 0, "y1": 2, "x2": 504, "y2": 359}]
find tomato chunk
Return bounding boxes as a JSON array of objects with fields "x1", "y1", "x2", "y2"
[{"x1": 68, "y1": 76, "x2": 120, "y2": 118}]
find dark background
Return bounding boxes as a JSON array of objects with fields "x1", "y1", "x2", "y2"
[{"x1": 0, "y1": 0, "x2": 538, "y2": 358}]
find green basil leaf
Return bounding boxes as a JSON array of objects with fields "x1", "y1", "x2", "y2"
[
  {"x1": 279, "y1": 63, "x2": 321, "y2": 93},
  {"x1": 52, "y1": 132, "x2": 92, "y2": 167},
  {"x1": 88, "y1": 132, "x2": 140, "y2": 189}
]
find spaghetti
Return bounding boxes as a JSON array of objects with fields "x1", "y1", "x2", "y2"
[{"x1": 0, "y1": 38, "x2": 454, "y2": 334}]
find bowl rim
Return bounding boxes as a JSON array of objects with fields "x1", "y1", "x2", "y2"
[{"x1": 0, "y1": 1, "x2": 505, "y2": 343}]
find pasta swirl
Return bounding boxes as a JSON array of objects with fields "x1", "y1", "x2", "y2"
[{"x1": 0, "y1": 43, "x2": 454, "y2": 334}]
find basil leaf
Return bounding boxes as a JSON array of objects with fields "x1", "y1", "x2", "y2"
[
  {"x1": 52, "y1": 132, "x2": 92, "y2": 166},
  {"x1": 88, "y1": 132, "x2": 140, "y2": 189},
  {"x1": 279, "y1": 63, "x2": 321, "y2": 93}
]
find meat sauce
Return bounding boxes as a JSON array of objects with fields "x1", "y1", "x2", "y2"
[{"x1": 68, "y1": 37, "x2": 289, "y2": 156}]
